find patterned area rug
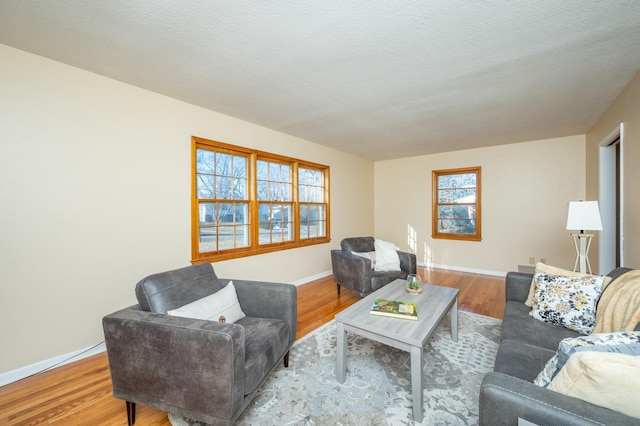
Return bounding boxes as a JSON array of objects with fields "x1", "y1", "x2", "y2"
[{"x1": 169, "y1": 310, "x2": 501, "y2": 425}]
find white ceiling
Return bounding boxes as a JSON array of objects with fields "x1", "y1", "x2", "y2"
[{"x1": 1, "y1": 1, "x2": 640, "y2": 160}]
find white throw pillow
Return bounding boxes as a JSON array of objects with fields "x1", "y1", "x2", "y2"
[
  {"x1": 548, "y1": 351, "x2": 640, "y2": 419},
  {"x1": 167, "y1": 281, "x2": 246, "y2": 323},
  {"x1": 351, "y1": 251, "x2": 376, "y2": 269},
  {"x1": 374, "y1": 239, "x2": 401, "y2": 272}
]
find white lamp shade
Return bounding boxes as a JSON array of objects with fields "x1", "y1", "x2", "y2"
[{"x1": 566, "y1": 201, "x2": 603, "y2": 231}]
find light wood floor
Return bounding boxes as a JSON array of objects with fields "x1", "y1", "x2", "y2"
[{"x1": 0, "y1": 268, "x2": 504, "y2": 426}]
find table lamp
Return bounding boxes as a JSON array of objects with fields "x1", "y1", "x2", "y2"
[{"x1": 566, "y1": 201, "x2": 603, "y2": 274}]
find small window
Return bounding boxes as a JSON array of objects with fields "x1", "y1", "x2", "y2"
[{"x1": 432, "y1": 167, "x2": 481, "y2": 241}]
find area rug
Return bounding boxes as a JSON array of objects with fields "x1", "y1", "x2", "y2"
[{"x1": 169, "y1": 310, "x2": 501, "y2": 425}]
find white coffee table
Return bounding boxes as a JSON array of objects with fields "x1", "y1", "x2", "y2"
[{"x1": 335, "y1": 279, "x2": 459, "y2": 422}]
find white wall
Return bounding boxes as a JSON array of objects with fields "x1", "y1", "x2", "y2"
[
  {"x1": 374, "y1": 136, "x2": 586, "y2": 274},
  {"x1": 0, "y1": 44, "x2": 374, "y2": 375}
]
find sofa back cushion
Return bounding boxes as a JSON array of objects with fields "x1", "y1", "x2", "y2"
[
  {"x1": 341, "y1": 236, "x2": 375, "y2": 253},
  {"x1": 135, "y1": 263, "x2": 224, "y2": 314}
]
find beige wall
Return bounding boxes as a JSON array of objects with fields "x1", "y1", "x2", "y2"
[
  {"x1": 586, "y1": 71, "x2": 640, "y2": 270},
  {"x1": 374, "y1": 135, "x2": 586, "y2": 274},
  {"x1": 0, "y1": 44, "x2": 373, "y2": 374}
]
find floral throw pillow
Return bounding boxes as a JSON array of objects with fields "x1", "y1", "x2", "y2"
[
  {"x1": 529, "y1": 272, "x2": 605, "y2": 335},
  {"x1": 534, "y1": 331, "x2": 640, "y2": 387}
]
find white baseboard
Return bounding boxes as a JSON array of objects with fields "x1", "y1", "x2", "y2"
[
  {"x1": 290, "y1": 269, "x2": 333, "y2": 286},
  {"x1": 0, "y1": 342, "x2": 106, "y2": 387},
  {"x1": 419, "y1": 262, "x2": 507, "y2": 278}
]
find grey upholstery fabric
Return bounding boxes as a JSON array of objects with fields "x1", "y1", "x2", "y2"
[
  {"x1": 479, "y1": 267, "x2": 639, "y2": 426},
  {"x1": 331, "y1": 236, "x2": 417, "y2": 297},
  {"x1": 135, "y1": 263, "x2": 224, "y2": 314},
  {"x1": 103, "y1": 263, "x2": 297, "y2": 426}
]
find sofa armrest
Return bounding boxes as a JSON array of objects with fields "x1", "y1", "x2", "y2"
[
  {"x1": 397, "y1": 251, "x2": 417, "y2": 275},
  {"x1": 102, "y1": 306, "x2": 245, "y2": 422},
  {"x1": 480, "y1": 372, "x2": 638, "y2": 426},
  {"x1": 227, "y1": 279, "x2": 298, "y2": 346},
  {"x1": 330, "y1": 249, "x2": 373, "y2": 296},
  {"x1": 505, "y1": 272, "x2": 533, "y2": 303}
]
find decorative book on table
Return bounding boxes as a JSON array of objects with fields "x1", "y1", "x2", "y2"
[{"x1": 370, "y1": 299, "x2": 418, "y2": 320}]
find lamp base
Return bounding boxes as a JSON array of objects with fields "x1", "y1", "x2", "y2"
[{"x1": 571, "y1": 233, "x2": 594, "y2": 274}]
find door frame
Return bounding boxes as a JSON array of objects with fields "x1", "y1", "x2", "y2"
[{"x1": 598, "y1": 122, "x2": 624, "y2": 273}]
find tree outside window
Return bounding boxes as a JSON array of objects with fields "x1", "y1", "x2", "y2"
[{"x1": 432, "y1": 167, "x2": 481, "y2": 241}]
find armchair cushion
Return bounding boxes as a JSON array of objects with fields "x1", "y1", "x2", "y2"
[
  {"x1": 167, "y1": 281, "x2": 246, "y2": 323},
  {"x1": 238, "y1": 316, "x2": 290, "y2": 394}
]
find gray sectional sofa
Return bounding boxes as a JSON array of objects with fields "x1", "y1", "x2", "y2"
[{"x1": 479, "y1": 267, "x2": 640, "y2": 426}]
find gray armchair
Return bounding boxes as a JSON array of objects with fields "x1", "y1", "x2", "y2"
[
  {"x1": 102, "y1": 263, "x2": 297, "y2": 426},
  {"x1": 331, "y1": 236, "x2": 417, "y2": 297}
]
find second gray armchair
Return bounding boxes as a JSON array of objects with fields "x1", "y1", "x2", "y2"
[{"x1": 331, "y1": 236, "x2": 417, "y2": 297}]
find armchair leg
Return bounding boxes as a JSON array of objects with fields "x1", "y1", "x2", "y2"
[
  {"x1": 126, "y1": 401, "x2": 136, "y2": 425},
  {"x1": 337, "y1": 283, "x2": 341, "y2": 296},
  {"x1": 284, "y1": 351, "x2": 290, "y2": 368}
]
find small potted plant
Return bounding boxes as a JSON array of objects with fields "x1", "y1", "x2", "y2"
[{"x1": 406, "y1": 274, "x2": 422, "y2": 294}]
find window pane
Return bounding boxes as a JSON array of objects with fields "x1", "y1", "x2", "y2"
[
  {"x1": 197, "y1": 175, "x2": 214, "y2": 199},
  {"x1": 238, "y1": 224, "x2": 249, "y2": 247},
  {"x1": 438, "y1": 173, "x2": 476, "y2": 188},
  {"x1": 282, "y1": 164, "x2": 291, "y2": 183},
  {"x1": 257, "y1": 181, "x2": 268, "y2": 200},
  {"x1": 196, "y1": 149, "x2": 214, "y2": 174},
  {"x1": 257, "y1": 160, "x2": 268, "y2": 179},
  {"x1": 269, "y1": 162, "x2": 280, "y2": 181},
  {"x1": 438, "y1": 188, "x2": 476, "y2": 203},
  {"x1": 218, "y1": 225, "x2": 235, "y2": 250},
  {"x1": 216, "y1": 152, "x2": 232, "y2": 176},
  {"x1": 234, "y1": 177, "x2": 247, "y2": 199},
  {"x1": 235, "y1": 203, "x2": 248, "y2": 223},
  {"x1": 199, "y1": 203, "x2": 217, "y2": 226},
  {"x1": 217, "y1": 176, "x2": 232, "y2": 199},
  {"x1": 233, "y1": 155, "x2": 246, "y2": 177},
  {"x1": 199, "y1": 227, "x2": 217, "y2": 253},
  {"x1": 438, "y1": 205, "x2": 475, "y2": 220},
  {"x1": 438, "y1": 219, "x2": 476, "y2": 235},
  {"x1": 270, "y1": 182, "x2": 280, "y2": 200}
]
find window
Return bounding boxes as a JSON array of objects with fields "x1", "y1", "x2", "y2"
[
  {"x1": 299, "y1": 166, "x2": 327, "y2": 239},
  {"x1": 192, "y1": 136, "x2": 330, "y2": 262},
  {"x1": 432, "y1": 167, "x2": 481, "y2": 241}
]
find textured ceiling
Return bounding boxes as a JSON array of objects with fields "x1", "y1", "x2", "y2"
[{"x1": 1, "y1": 1, "x2": 640, "y2": 160}]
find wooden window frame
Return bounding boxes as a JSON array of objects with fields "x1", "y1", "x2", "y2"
[
  {"x1": 191, "y1": 136, "x2": 330, "y2": 263},
  {"x1": 432, "y1": 166, "x2": 482, "y2": 241}
]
